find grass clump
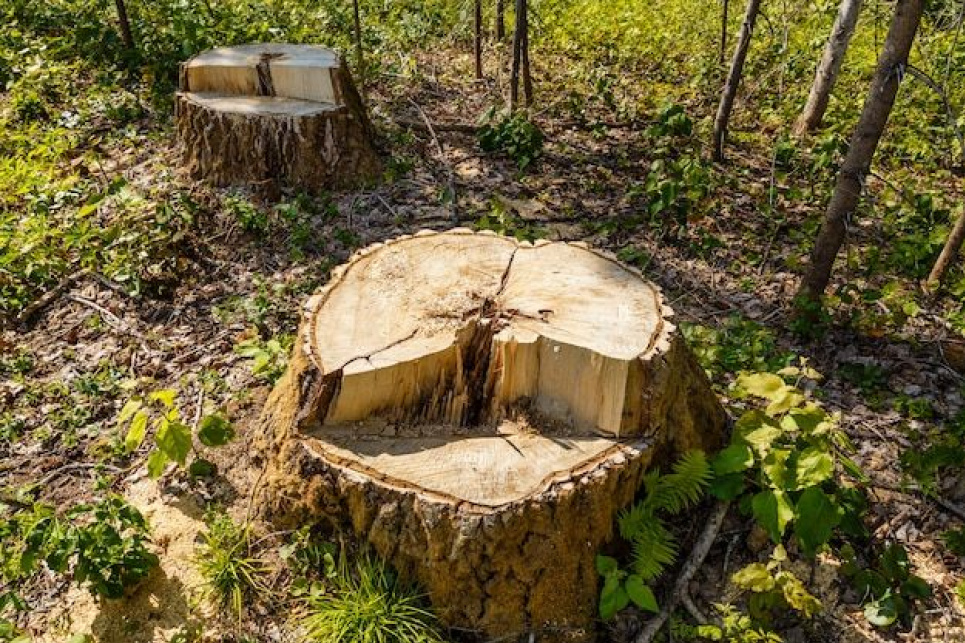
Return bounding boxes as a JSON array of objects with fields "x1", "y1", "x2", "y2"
[
  {"x1": 301, "y1": 553, "x2": 445, "y2": 643},
  {"x1": 195, "y1": 511, "x2": 269, "y2": 619}
]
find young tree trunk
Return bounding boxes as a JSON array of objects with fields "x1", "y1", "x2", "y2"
[
  {"x1": 712, "y1": 0, "x2": 762, "y2": 162},
  {"x1": 114, "y1": 0, "x2": 135, "y2": 52},
  {"x1": 496, "y1": 0, "x2": 505, "y2": 40},
  {"x1": 352, "y1": 0, "x2": 364, "y2": 88},
  {"x1": 509, "y1": 0, "x2": 523, "y2": 111},
  {"x1": 794, "y1": 0, "x2": 864, "y2": 136},
  {"x1": 521, "y1": 0, "x2": 532, "y2": 106},
  {"x1": 798, "y1": 0, "x2": 925, "y2": 303},
  {"x1": 720, "y1": 0, "x2": 729, "y2": 65},
  {"x1": 474, "y1": 0, "x2": 483, "y2": 79},
  {"x1": 927, "y1": 209, "x2": 965, "y2": 288}
]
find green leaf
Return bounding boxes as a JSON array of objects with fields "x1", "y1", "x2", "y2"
[
  {"x1": 864, "y1": 594, "x2": 898, "y2": 627},
  {"x1": 625, "y1": 575, "x2": 658, "y2": 612},
  {"x1": 735, "y1": 410, "x2": 783, "y2": 456},
  {"x1": 752, "y1": 489, "x2": 794, "y2": 543},
  {"x1": 793, "y1": 447, "x2": 834, "y2": 489},
  {"x1": 148, "y1": 388, "x2": 177, "y2": 409},
  {"x1": 123, "y1": 410, "x2": 149, "y2": 453},
  {"x1": 901, "y1": 575, "x2": 931, "y2": 599},
  {"x1": 712, "y1": 443, "x2": 755, "y2": 476},
  {"x1": 880, "y1": 543, "x2": 910, "y2": 584},
  {"x1": 116, "y1": 399, "x2": 143, "y2": 425},
  {"x1": 761, "y1": 448, "x2": 791, "y2": 489},
  {"x1": 595, "y1": 555, "x2": 619, "y2": 577},
  {"x1": 794, "y1": 488, "x2": 841, "y2": 556},
  {"x1": 156, "y1": 421, "x2": 191, "y2": 465},
  {"x1": 765, "y1": 388, "x2": 805, "y2": 416},
  {"x1": 146, "y1": 449, "x2": 168, "y2": 478},
  {"x1": 738, "y1": 373, "x2": 787, "y2": 401},
  {"x1": 732, "y1": 563, "x2": 775, "y2": 592},
  {"x1": 198, "y1": 414, "x2": 235, "y2": 447},
  {"x1": 599, "y1": 574, "x2": 630, "y2": 620},
  {"x1": 709, "y1": 472, "x2": 745, "y2": 500},
  {"x1": 188, "y1": 458, "x2": 217, "y2": 478},
  {"x1": 780, "y1": 404, "x2": 829, "y2": 435}
]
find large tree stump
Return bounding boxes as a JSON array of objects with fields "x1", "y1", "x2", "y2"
[
  {"x1": 175, "y1": 44, "x2": 380, "y2": 192},
  {"x1": 258, "y1": 229, "x2": 726, "y2": 641}
]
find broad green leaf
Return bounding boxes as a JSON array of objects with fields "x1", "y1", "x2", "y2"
[
  {"x1": 736, "y1": 411, "x2": 783, "y2": 456},
  {"x1": 712, "y1": 443, "x2": 755, "y2": 476},
  {"x1": 709, "y1": 472, "x2": 745, "y2": 500},
  {"x1": 147, "y1": 449, "x2": 168, "y2": 479},
  {"x1": 595, "y1": 555, "x2": 619, "y2": 577},
  {"x1": 599, "y1": 574, "x2": 630, "y2": 620},
  {"x1": 793, "y1": 447, "x2": 834, "y2": 489},
  {"x1": 188, "y1": 458, "x2": 217, "y2": 478},
  {"x1": 738, "y1": 373, "x2": 787, "y2": 402},
  {"x1": 123, "y1": 410, "x2": 149, "y2": 453},
  {"x1": 901, "y1": 575, "x2": 931, "y2": 599},
  {"x1": 761, "y1": 448, "x2": 791, "y2": 489},
  {"x1": 198, "y1": 414, "x2": 235, "y2": 447},
  {"x1": 732, "y1": 563, "x2": 775, "y2": 592},
  {"x1": 780, "y1": 404, "x2": 829, "y2": 435},
  {"x1": 752, "y1": 490, "x2": 794, "y2": 543},
  {"x1": 156, "y1": 421, "x2": 191, "y2": 465},
  {"x1": 148, "y1": 389, "x2": 177, "y2": 409},
  {"x1": 880, "y1": 543, "x2": 910, "y2": 584},
  {"x1": 765, "y1": 388, "x2": 805, "y2": 416},
  {"x1": 864, "y1": 594, "x2": 897, "y2": 627},
  {"x1": 116, "y1": 399, "x2": 143, "y2": 425},
  {"x1": 625, "y1": 575, "x2": 658, "y2": 612},
  {"x1": 794, "y1": 488, "x2": 841, "y2": 556}
]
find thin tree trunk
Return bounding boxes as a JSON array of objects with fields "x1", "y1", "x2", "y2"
[
  {"x1": 509, "y1": 0, "x2": 523, "y2": 111},
  {"x1": 794, "y1": 0, "x2": 864, "y2": 136},
  {"x1": 798, "y1": 0, "x2": 925, "y2": 303},
  {"x1": 521, "y1": 0, "x2": 532, "y2": 105},
  {"x1": 720, "y1": 0, "x2": 729, "y2": 66},
  {"x1": 496, "y1": 0, "x2": 505, "y2": 40},
  {"x1": 928, "y1": 211, "x2": 965, "y2": 288},
  {"x1": 474, "y1": 0, "x2": 483, "y2": 79},
  {"x1": 712, "y1": 0, "x2": 762, "y2": 162},
  {"x1": 353, "y1": 0, "x2": 364, "y2": 90},
  {"x1": 114, "y1": 0, "x2": 135, "y2": 52}
]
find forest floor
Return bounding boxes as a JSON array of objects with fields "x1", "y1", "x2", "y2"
[{"x1": 4, "y1": 45, "x2": 965, "y2": 643}]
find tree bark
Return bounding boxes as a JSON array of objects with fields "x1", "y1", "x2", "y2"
[
  {"x1": 113, "y1": 0, "x2": 135, "y2": 52},
  {"x1": 720, "y1": 0, "x2": 729, "y2": 66},
  {"x1": 258, "y1": 229, "x2": 727, "y2": 642},
  {"x1": 521, "y1": 0, "x2": 533, "y2": 106},
  {"x1": 794, "y1": 0, "x2": 864, "y2": 136},
  {"x1": 176, "y1": 44, "x2": 380, "y2": 193},
  {"x1": 712, "y1": 0, "x2": 762, "y2": 162},
  {"x1": 798, "y1": 0, "x2": 925, "y2": 303},
  {"x1": 474, "y1": 0, "x2": 483, "y2": 79},
  {"x1": 496, "y1": 0, "x2": 505, "y2": 40},
  {"x1": 509, "y1": 0, "x2": 523, "y2": 111}
]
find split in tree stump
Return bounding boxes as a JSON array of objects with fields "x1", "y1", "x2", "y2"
[
  {"x1": 258, "y1": 229, "x2": 726, "y2": 641},
  {"x1": 175, "y1": 44, "x2": 380, "y2": 192}
]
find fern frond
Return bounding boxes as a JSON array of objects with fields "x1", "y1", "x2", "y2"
[
  {"x1": 647, "y1": 450, "x2": 711, "y2": 514},
  {"x1": 630, "y1": 518, "x2": 678, "y2": 581}
]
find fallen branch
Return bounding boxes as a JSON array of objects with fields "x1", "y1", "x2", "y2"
[
  {"x1": 407, "y1": 99, "x2": 458, "y2": 221},
  {"x1": 634, "y1": 500, "x2": 730, "y2": 643},
  {"x1": 393, "y1": 117, "x2": 478, "y2": 134}
]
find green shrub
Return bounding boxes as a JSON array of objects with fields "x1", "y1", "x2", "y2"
[{"x1": 195, "y1": 511, "x2": 269, "y2": 619}]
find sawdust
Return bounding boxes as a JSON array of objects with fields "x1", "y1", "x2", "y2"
[{"x1": 37, "y1": 478, "x2": 214, "y2": 643}]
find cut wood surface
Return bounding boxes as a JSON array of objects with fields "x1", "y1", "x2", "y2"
[
  {"x1": 175, "y1": 43, "x2": 380, "y2": 191},
  {"x1": 259, "y1": 229, "x2": 727, "y2": 641}
]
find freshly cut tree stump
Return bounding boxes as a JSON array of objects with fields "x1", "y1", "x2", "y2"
[
  {"x1": 175, "y1": 44, "x2": 380, "y2": 192},
  {"x1": 259, "y1": 229, "x2": 726, "y2": 641}
]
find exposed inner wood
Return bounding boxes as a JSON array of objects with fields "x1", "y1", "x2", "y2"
[
  {"x1": 183, "y1": 43, "x2": 339, "y2": 103},
  {"x1": 297, "y1": 231, "x2": 677, "y2": 507}
]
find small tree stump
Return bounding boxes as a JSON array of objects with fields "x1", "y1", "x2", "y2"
[
  {"x1": 175, "y1": 44, "x2": 380, "y2": 192},
  {"x1": 259, "y1": 229, "x2": 726, "y2": 641}
]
